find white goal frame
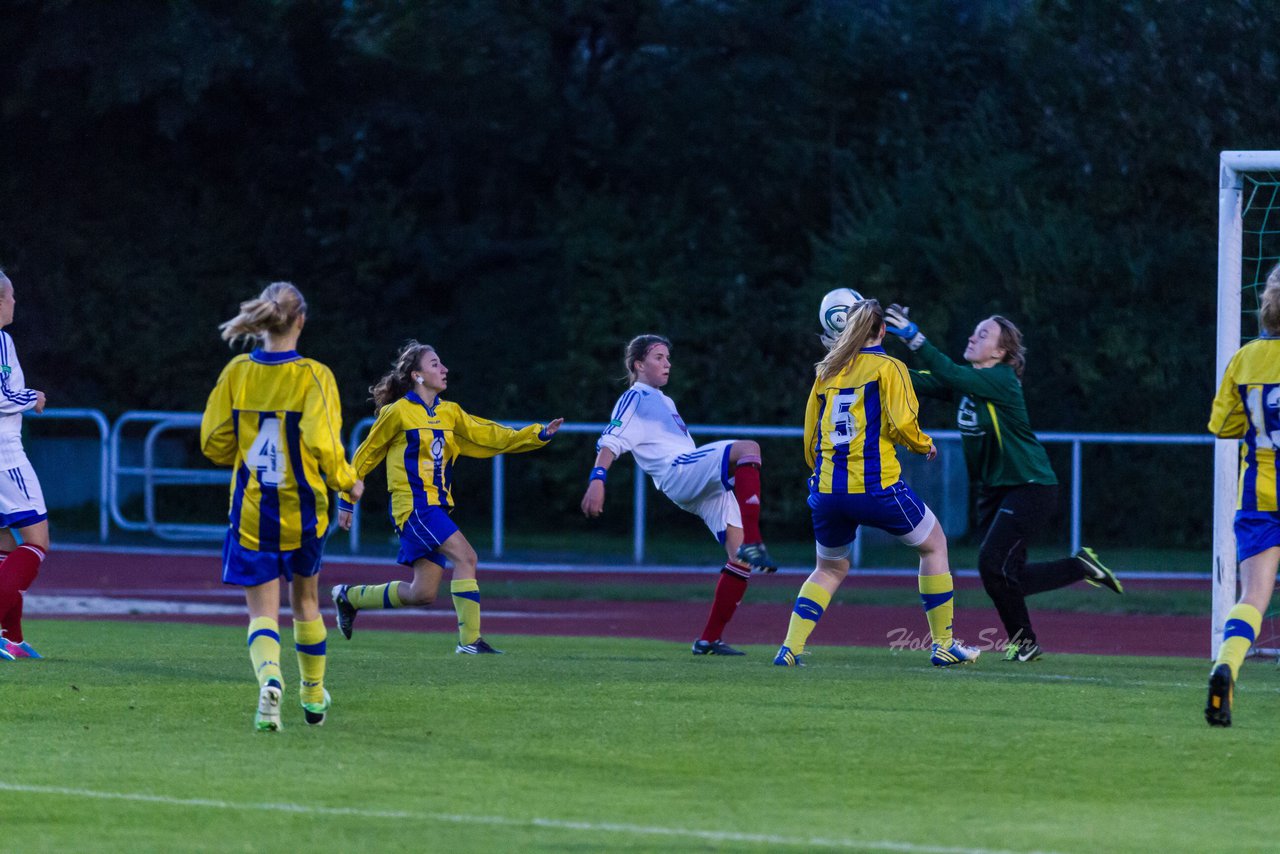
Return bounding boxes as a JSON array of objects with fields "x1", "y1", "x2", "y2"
[{"x1": 1213, "y1": 150, "x2": 1280, "y2": 657}]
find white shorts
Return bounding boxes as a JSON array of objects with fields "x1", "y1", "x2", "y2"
[
  {"x1": 658, "y1": 440, "x2": 742, "y2": 540},
  {"x1": 0, "y1": 460, "x2": 47, "y2": 528}
]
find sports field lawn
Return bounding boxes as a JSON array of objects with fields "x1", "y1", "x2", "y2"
[{"x1": 2, "y1": 620, "x2": 1276, "y2": 853}]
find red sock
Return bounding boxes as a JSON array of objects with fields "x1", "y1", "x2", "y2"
[
  {"x1": 698, "y1": 563, "x2": 750, "y2": 642},
  {"x1": 0, "y1": 544, "x2": 46, "y2": 643},
  {"x1": 732, "y1": 460, "x2": 763, "y2": 543}
]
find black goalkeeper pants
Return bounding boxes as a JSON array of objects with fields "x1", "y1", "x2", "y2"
[{"x1": 974, "y1": 484, "x2": 1086, "y2": 646}]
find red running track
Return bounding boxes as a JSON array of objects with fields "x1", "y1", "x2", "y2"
[{"x1": 31, "y1": 550, "x2": 1212, "y2": 658}]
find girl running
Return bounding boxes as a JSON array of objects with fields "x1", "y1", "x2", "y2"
[
  {"x1": 332, "y1": 341, "x2": 562, "y2": 654},
  {"x1": 200, "y1": 281, "x2": 363, "y2": 731}
]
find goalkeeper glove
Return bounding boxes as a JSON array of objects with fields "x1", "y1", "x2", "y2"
[{"x1": 885, "y1": 304, "x2": 925, "y2": 350}]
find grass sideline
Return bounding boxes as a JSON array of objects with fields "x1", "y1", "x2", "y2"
[{"x1": 3, "y1": 619, "x2": 1277, "y2": 852}]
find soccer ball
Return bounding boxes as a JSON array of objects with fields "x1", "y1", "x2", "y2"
[{"x1": 818, "y1": 287, "x2": 864, "y2": 344}]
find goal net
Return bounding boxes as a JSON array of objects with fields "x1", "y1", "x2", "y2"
[{"x1": 1214, "y1": 151, "x2": 1280, "y2": 657}]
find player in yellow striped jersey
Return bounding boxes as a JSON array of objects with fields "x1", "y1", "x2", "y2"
[
  {"x1": 200, "y1": 282, "x2": 363, "y2": 731},
  {"x1": 332, "y1": 340, "x2": 562, "y2": 654},
  {"x1": 774, "y1": 299, "x2": 979, "y2": 668},
  {"x1": 1206, "y1": 270, "x2": 1280, "y2": 726}
]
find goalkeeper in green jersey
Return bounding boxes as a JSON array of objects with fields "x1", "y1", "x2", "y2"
[{"x1": 883, "y1": 306, "x2": 1122, "y2": 663}]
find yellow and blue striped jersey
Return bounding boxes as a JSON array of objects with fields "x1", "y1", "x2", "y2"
[
  {"x1": 343, "y1": 391, "x2": 548, "y2": 525},
  {"x1": 805, "y1": 346, "x2": 932, "y2": 494},
  {"x1": 1209, "y1": 336, "x2": 1280, "y2": 512},
  {"x1": 200, "y1": 349, "x2": 358, "y2": 551}
]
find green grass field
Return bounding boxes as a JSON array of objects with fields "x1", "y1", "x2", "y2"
[{"x1": 3, "y1": 619, "x2": 1276, "y2": 853}]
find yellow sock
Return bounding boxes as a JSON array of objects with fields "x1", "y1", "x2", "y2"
[
  {"x1": 247, "y1": 617, "x2": 283, "y2": 690},
  {"x1": 782, "y1": 581, "x2": 832, "y2": 655},
  {"x1": 293, "y1": 617, "x2": 327, "y2": 705},
  {"x1": 919, "y1": 573, "x2": 954, "y2": 647},
  {"x1": 451, "y1": 579, "x2": 481, "y2": 645},
  {"x1": 346, "y1": 582, "x2": 403, "y2": 610},
  {"x1": 1216, "y1": 603, "x2": 1263, "y2": 680}
]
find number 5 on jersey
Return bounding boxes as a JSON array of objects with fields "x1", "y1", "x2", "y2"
[
  {"x1": 829, "y1": 389, "x2": 860, "y2": 446},
  {"x1": 248, "y1": 416, "x2": 287, "y2": 486}
]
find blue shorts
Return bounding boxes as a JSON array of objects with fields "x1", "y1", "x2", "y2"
[
  {"x1": 222, "y1": 532, "x2": 325, "y2": 587},
  {"x1": 395, "y1": 504, "x2": 459, "y2": 567},
  {"x1": 1235, "y1": 511, "x2": 1280, "y2": 562},
  {"x1": 809, "y1": 480, "x2": 930, "y2": 548}
]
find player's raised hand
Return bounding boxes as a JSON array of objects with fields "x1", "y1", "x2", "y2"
[
  {"x1": 541, "y1": 418, "x2": 564, "y2": 438},
  {"x1": 885, "y1": 305, "x2": 925, "y2": 350}
]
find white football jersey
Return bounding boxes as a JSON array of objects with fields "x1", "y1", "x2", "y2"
[
  {"x1": 596, "y1": 381, "x2": 698, "y2": 486},
  {"x1": 0, "y1": 331, "x2": 39, "y2": 468}
]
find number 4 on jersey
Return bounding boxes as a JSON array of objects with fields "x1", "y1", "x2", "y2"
[{"x1": 247, "y1": 416, "x2": 287, "y2": 486}]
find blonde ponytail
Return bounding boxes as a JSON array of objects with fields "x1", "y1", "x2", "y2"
[
  {"x1": 219, "y1": 281, "x2": 307, "y2": 346},
  {"x1": 815, "y1": 299, "x2": 884, "y2": 382},
  {"x1": 1263, "y1": 264, "x2": 1280, "y2": 336}
]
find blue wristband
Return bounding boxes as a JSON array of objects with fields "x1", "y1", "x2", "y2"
[
  {"x1": 589, "y1": 467, "x2": 608, "y2": 483},
  {"x1": 538, "y1": 426, "x2": 552, "y2": 441},
  {"x1": 337, "y1": 498, "x2": 355, "y2": 512}
]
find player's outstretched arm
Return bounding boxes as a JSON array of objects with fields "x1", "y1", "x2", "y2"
[{"x1": 581, "y1": 447, "x2": 617, "y2": 518}]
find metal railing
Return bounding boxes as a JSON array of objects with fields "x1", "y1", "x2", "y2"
[
  {"x1": 30, "y1": 408, "x2": 111, "y2": 542},
  {"x1": 338, "y1": 420, "x2": 1215, "y2": 564},
  {"x1": 110, "y1": 411, "x2": 226, "y2": 540},
  {"x1": 22, "y1": 408, "x2": 1207, "y2": 555}
]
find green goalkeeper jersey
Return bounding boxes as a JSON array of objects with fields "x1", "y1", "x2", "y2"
[{"x1": 908, "y1": 339, "x2": 1058, "y2": 488}]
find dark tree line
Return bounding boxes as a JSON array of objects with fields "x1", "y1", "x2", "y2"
[{"x1": 2, "y1": 0, "x2": 1276, "y2": 543}]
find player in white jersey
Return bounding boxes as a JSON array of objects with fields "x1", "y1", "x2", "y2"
[
  {"x1": 0, "y1": 272, "x2": 50, "y2": 661},
  {"x1": 581, "y1": 334, "x2": 776, "y2": 656}
]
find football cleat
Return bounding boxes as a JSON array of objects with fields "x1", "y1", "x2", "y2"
[
  {"x1": 931, "y1": 641, "x2": 980, "y2": 667},
  {"x1": 13, "y1": 641, "x2": 41, "y2": 659},
  {"x1": 456, "y1": 637, "x2": 503, "y2": 654},
  {"x1": 0, "y1": 638, "x2": 38, "y2": 659},
  {"x1": 773, "y1": 645, "x2": 805, "y2": 667},
  {"x1": 255, "y1": 684, "x2": 283, "y2": 733},
  {"x1": 1003, "y1": 640, "x2": 1043, "y2": 663},
  {"x1": 735, "y1": 542, "x2": 778, "y2": 573},
  {"x1": 331, "y1": 584, "x2": 357, "y2": 640},
  {"x1": 691, "y1": 639, "x2": 746, "y2": 656},
  {"x1": 1076, "y1": 547, "x2": 1123, "y2": 594},
  {"x1": 1205, "y1": 663, "x2": 1234, "y2": 728},
  {"x1": 302, "y1": 689, "x2": 331, "y2": 727}
]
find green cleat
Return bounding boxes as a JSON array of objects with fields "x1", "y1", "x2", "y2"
[
  {"x1": 1003, "y1": 640, "x2": 1043, "y2": 662},
  {"x1": 302, "y1": 689, "x2": 331, "y2": 726},
  {"x1": 1077, "y1": 547, "x2": 1123, "y2": 594}
]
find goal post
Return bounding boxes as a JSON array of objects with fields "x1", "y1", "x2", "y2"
[{"x1": 1213, "y1": 150, "x2": 1280, "y2": 657}]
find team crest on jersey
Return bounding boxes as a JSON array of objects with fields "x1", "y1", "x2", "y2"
[
  {"x1": 431, "y1": 435, "x2": 446, "y2": 464},
  {"x1": 0, "y1": 365, "x2": 10, "y2": 377},
  {"x1": 671, "y1": 413, "x2": 688, "y2": 433}
]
